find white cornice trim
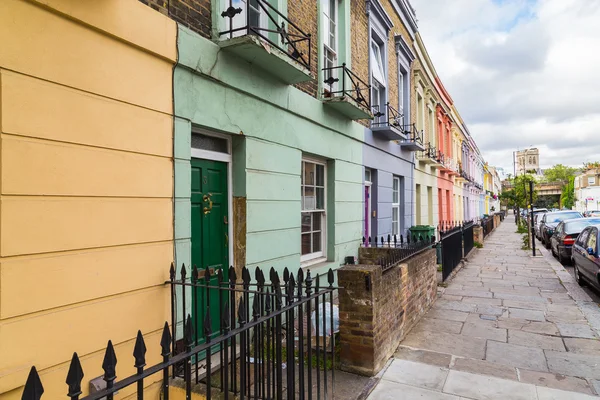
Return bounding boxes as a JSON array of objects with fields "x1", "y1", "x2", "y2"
[{"x1": 367, "y1": 0, "x2": 394, "y2": 31}]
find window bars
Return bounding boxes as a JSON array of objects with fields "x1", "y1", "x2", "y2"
[
  {"x1": 322, "y1": 63, "x2": 371, "y2": 110},
  {"x1": 220, "y1": 0, "x2": 312, "y2": 70}
]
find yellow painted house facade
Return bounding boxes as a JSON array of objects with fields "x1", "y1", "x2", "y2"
[{"x1": 0, "y1": 0, "x2": 176, "y2": 398}]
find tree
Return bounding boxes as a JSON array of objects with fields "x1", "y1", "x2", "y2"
[
  {"x1": 561, "y1": 176, "x2": 575, "y2": 209},
  {"x1": 543, "y1": 164, "x2": 577, "y2": 183},
  {"x1": 501, "y1": 174, "x2": 538, "y2": 209}
]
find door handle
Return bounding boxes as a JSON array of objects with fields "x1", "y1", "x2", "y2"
[
  {"x1": 225, "y1": 234, "x2": 228, "y2": 247},
  {"x1": 203, "y1": 193, "x2": 213, "y2": 215}
]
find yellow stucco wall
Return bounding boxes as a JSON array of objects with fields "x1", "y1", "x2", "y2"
[{"x1": 0, "y1": 0, "x2": 176, "y2": 397}]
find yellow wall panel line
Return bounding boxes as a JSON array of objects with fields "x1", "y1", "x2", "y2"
[
  {"x1": 0, "y1": 286, "x2": 169, "y2": 391},
  {"x1": 0, "y1": 241, "x2": 173, "y2": 319},
  {"x1": 0, "y1": 69, "x2": 173, "y2": 156},
  {"x1": 1, "y1": 134, "x2": 173, "y2": 198},
  {"x1": 1, "y1": 196, "x2": 173, "y2": 257},
  {"x1": 0, "y1": 0, "x2": 173, "y2": 114},
  {"x1": 26, "y1": 0, "x2": 177, "y2": 63}
]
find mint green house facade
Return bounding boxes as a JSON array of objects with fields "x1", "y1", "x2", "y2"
[{"x1": 173, "y1": 20, "x2": 366, "y2": 281}]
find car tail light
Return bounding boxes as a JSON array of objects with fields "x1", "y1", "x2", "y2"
[{"x1": 564, "y1": 237, "x2": 575, "y2": 245}]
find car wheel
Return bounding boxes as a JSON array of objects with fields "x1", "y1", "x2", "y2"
[
  {"x1": 558, "y1": 249, "x2": 568, "y2": 265},
  {"x1": 545, "y1": 235, "x2": 551, "y2": 249},
  {"x1": 574, "y1": 263, "x2": 585, "y2": 286}
]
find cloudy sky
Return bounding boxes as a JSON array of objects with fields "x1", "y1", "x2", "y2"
[{"x1": 410, "y1": 0, "x2": 600, "y2": 174}]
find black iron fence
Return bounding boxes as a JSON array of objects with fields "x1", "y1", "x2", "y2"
[
  {"x1": 438, "y1": 221, "x2": 476, "y2": 281},
  {"x1": 482, "y1": 217, "x2": 494, "y2": 238},
  {"x1": 463, "y1": 222, "x2": 475, "y2": 257},
  {"x1": 322, "y1": 63, "x2": 370, "y2": 110},
  {"x1": 219, "y1": 0, "x2": 312, "y2": 70},
  {"x1": 440, "y1": 225, "x2": 463, "y2": 281},
  {"x1": 22, "y1": 264, "x2": 338, "y2": 400},
  {"x1": 361, "y1": 234, "x2": 435, "y2": 272}
]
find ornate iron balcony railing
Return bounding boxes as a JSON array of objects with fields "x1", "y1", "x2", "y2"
[
  {"x1": 371, "y1": 102, "x2": 404, "y2": 129},
  {"x1": 322, "y1": 63, "x2": 370, "y2": 110},
  {"x1": 401, "y1": 124, "x2": 424, "y2": 145},
  {"x1": 220, "y1": 0, "x2": 312, "y2": 70}
]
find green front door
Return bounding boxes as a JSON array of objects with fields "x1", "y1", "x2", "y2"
[{"x1": 191, "y1": 158, "x2": 229, "y2": 342}]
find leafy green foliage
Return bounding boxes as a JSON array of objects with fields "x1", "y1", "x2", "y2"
[
  {"x1": 562, "y1": 176, "x2": 575, "y2": 209},
  {"x1": 542, "y1": 164, "x2": 578, "y2": 183}
]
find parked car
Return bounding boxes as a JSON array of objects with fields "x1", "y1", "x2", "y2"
[
  {"x1": 572, "y1": 224, "x2": 600, "y2": 289},
  {"x1": 534, "y1": 212, "x2": 548, "y2": 240},
  {"x1": 589, "y1": 211, "x2": 600, "y2": 218},
  {"x1": 550, "y1": 218, "x2": 600, "y2": 264},
  {"x1": 539, "y1": 211, "x2": 584, "y2": 248}
]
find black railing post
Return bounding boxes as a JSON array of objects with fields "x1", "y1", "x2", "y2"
[
  {"x1": 160, "y1": 322, "x2": 172, "y2": 400},
  {"x1": 133, "y1": 330, "x2": 147, "y2": 400},
  {"x1": 169, "y1": 263, "x2": 176, "y2": 378},
  {"x1": 305, "y1": 270, "x2": 313, "y2": 400},
  {"x1": 102, "y1": 340, "x2": 117, "y2": 400},
  {"x1": 66, "y1": 353, "x2": 84, "y2": 400},
  {"x1": 22, "y1": 366, "x2": 44, "y2": 400}
]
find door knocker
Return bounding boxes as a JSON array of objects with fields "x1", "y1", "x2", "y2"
[{"x1": 203, "y1": 193, "x2": 213, "y2": 215}]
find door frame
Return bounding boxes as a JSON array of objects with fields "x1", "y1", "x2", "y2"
[{"x1": 191, "y1": 128, "x2": 234, "y2": 269}]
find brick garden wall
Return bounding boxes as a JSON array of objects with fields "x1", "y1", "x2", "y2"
[{"x1": 337, "y1": 248, "x2": 437, "y2": 376}]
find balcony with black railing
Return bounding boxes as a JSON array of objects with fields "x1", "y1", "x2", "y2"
[
  {"x1": 371, "y1": 103, "x2": 408, "y2": 140},
  {"x1": 219, "y1": 0, "x2": 312, "y2": 84},
  {"x1": 322, "y1": 63, "x2": 372, "y2": 120},
  {"x1": 417, "y1": 143, "x2": 443, "y2": 168},
  {"x1": 399, "y1": 124, "x2": 425, "y2": 151}
]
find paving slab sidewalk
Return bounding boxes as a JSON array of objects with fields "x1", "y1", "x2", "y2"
[{"x1": 367, "y1": 213, "x2": 600, "y2": 399}]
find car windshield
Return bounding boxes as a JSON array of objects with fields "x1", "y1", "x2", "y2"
[
  {"x1": 547, "y1": 212, "x2": 582, "y2": 223},
  {"x1": 564, "y1": 219, "x2": 600, "y2": 233}
]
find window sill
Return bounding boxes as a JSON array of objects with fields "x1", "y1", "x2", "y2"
[{"x1": 300, "y1": 257, "x2": 328, "y2": 269}]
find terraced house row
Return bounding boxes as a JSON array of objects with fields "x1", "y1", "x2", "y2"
[{"x1": 0, "y1": 0, "x2": 493, "y2": 397}]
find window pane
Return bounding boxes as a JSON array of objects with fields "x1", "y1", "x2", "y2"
[
  {"x1": 393, "y1": 190, "x2": 398, "y2": 204},
  {"x1": 329, "y1": 23, "x2": 336, "y2": 49},
  {"x1": 329, "y1": 0, "x2": 336, "y2": 21},
  {"x1": 392, "y1": 222, "x2": 398, "y2": 236},
  {"x1": 316, "y1": 164, "x2": 325, "y2": 186},
  {"x1": 304, "y1": 186, "x2": 315, "y2": 210},
  {"x1": 392, "y1": 207, "x2": 398, "y2": 223},
  {"x1": 304, "y1": 162, "x2": 315, "y2": 185},
  {"x1": 365, "y1": 169, "x2": 371, "y2": 182},
  {"x1": 301, "y1": 233, "x2": 311, "y2": 255},
  {"x1": 302, "y1": 212, "x2": 311, "y2": 233},
  {"x1": 312, "y1": 232, "x2": 322, "y2": 253},
  {"x1": 313, "y1": 213, "x2": 322, "y2": 231},
  {"x1": 393, "y1": 178, "x2": 399, "y2": 191},
  {"x1": 317, "y1": 188, "x2": 325, "y2": 209}
]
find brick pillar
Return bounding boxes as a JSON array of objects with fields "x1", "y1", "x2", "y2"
[
  {"x1": 337, "y1": 265, "x2": 379, "y2": 376},
  {"x1": 473, "y1": 225, "x2": 484, "y2": 244}
]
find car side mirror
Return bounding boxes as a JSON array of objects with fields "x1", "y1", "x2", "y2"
[{"x1": 587, "y1": 247, "x2": 596, "y2": 256}]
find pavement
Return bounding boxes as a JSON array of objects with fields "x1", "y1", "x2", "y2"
[{"x1": 367, "y1": 214, "x2": 600, "y2": 400}]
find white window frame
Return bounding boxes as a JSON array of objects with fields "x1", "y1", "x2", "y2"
[
  {"x1": 228, "y1": 0, "x2": 269, "y2": 38},
  {"x1": 301, "y1": 157, "x2": 327, "y2": 263},
  {"x1": 588, "y1": 176, "x2": 596, "y2": 186},
  {"x1": 322, "y1": 0, "x2": 339, "y2": 93},
  {"x1": 392, "y1": 176, "x2": 400, "y2": 237}
]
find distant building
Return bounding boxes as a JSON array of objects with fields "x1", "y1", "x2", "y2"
[
  {"x1": 575, "y1": 167, "x2": 600, "y2": 212},
  {"x1": 516, "y1": 148, "x2": 541, "y2": 175}
]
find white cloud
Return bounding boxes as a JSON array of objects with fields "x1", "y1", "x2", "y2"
[{"x1": 411, "y1": 0, "x2": 600, "y2": 173}]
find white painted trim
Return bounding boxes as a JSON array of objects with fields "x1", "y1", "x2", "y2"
[
  {"x1": 190, "y1": 128, "x2": 234, "y2": 269},
  {"x1": 301, "y1": 157, "x2": 328, "y2": 262}
]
